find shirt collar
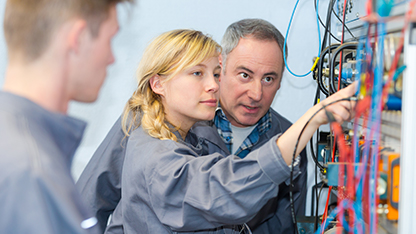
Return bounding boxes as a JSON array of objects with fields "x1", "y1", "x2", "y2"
[
  {"x1": 214, "y1": 103, "x2": 272, "y2": 156},
  {"x1": 215, "y1": 104, "x2": 272, "y2": 136}
]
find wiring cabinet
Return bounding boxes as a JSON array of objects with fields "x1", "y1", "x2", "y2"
[{"x1": 309, "y1": 0, "x2": 415, "y2": 233}]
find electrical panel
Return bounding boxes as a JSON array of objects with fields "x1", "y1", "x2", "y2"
[
  {"x1": 307, "y1": 1, "x2": 415, "y2": 233},
  {"x1": 336, "y1": 0, "x2": 410, "y2": 40}
]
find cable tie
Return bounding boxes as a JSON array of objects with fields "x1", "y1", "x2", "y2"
[{"x1": 311, "y1": 57, "x2": 320, "y2": 71}]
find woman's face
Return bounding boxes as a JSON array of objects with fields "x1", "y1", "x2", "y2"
[{"x1": 160, "y1": 56, "x2": 221, "y2": 130}]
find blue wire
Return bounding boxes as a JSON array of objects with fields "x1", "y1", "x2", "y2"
[
  {"x1": 368, "y1": 22, "x2": 386, "y2": 234},
  {"x1": 315, "y1": 199, "x2": 365, "y2": 234},
  {"x1": 352, "y1": 24, "x2": 369, "y2": 234},
  {"x1": 314, "y1": 203, "x2": 340, "y2": 234},
  {"x1": 392, "y1": 65, "x2": 407, "y2": 82},
  {"x1": 283, "y1": 0, "x2": 321, "y2": 77},
  {"x1": 354, "y1": 23, "x2": 369, "y2": 97}
]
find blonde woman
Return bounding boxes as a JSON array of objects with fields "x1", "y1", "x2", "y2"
[{"x1": 84, "y1": 29, "x2": 356, "y2": 233}]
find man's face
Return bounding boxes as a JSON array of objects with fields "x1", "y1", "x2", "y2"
[
  {"x1": 71, "y1": 5, "x2": 119, "y2": 103},
  {"x1": 219, "y1": 37, "x2": 283, "y2": 127}
]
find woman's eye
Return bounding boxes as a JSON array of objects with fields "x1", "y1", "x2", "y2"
[
  {"x1": 214, "y1": 73, "x2": 220, "y2": 79},
  {"x1": 239, "y1": 72, "x2": 249, "y2": 79},
  {"x1": 193, "y1": 71, "x2": 202, "y2": 76}
]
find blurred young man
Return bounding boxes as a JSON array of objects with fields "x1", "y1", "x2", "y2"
[{"x1": 0, "y1": 0, "x2": 133, "y2": 233}]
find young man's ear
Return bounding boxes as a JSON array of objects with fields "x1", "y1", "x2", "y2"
[
  {"x1": 150, "y1": 75, "x2": 165, "y2": 97},
  {"x1": 67, "y1": 19, "x2": 88, "y2": 54}
]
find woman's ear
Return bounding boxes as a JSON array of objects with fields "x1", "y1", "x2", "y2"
[{"x1": 150, "y1": 75, "x2": 164, "y2": 96}]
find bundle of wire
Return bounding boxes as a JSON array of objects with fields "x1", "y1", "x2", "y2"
[
  {"x1": 287, "y1": 0, "x2": 358, "y2": 233},
  {"x1": 313, "y1": 0, "x2": 416, "y2": 233}
]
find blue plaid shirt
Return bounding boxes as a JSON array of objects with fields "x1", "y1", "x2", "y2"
[
  {"x1": 214, "y1": 106, "x2": 301, "y2": 167},
  {"x1": 214, "y1": 106, "x2": 271, "y2": 158}
]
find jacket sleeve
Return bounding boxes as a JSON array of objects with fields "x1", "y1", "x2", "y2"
[
  {"x1": 245, "y1": 111, "x2": 308, "y2": 233},
  {"x1": 0, "y1": 160, "x2": 100, "y2": 234},
  {"x1": 247, "y1": 148, "x2": 308, "y2": 233},
  {"x1": 76, "y1": 117, "x2": 126, "y2": 232},
  {"x1": 122, "y1": 133, "x2": 300, "y2": 232}
]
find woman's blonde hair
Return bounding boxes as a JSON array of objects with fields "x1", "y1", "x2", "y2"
[{"x1": 122, "y1": 29, "x2": 221, "y2": 141}]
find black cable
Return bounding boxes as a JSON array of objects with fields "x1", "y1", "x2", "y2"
[
  {"x1": 314, "y1": 0, "x2": 358, "y2": 43},
  {"x1": 327, "y1": 1, "x2": 332, "y2": 69},
  {"x1": 309, "y1": 85, "x2": 326, "y2": 171},
  {"x1": 310, "y1": 85, "x2": 320, "y2": 153},
  {"x1": 313, "y1": 0, "x2": 338, "y2": 97},
  {"x1": 329, "y1": 42, "x2": 358, "y2": 93},
  {"x1": 314, "y1": 163, "x2": 319, "y2": 231},
  {"x1": 309, "y1": 135, "x2": 321, "y2": 169},
  {"x1": 320, "y1": 0, "x2": 337, "y2": 49},
  {"x1": 316, "y1": 44, "x2": 340, "y2": 96},
  {"x1": 314, "y1": 0, "x2": 341, "y2": 43},
  {"x1": 289, "y1": 97, "x2": 357, "y2": 234},
  {"x1": 311, "y1": 84, "x2": 321, "y2": 232},
  {"x1": 309, "y1": 82, "x2": 319, "y2": 159},
  {"x1": 331, "y1": 5, "x2": 358, "y2": 41},
  {"x1": 334, "y1": 0, "x2": 349, "y2": 94},
  {"x1": 309, "y1": 117, "x2": 318, "y2": 170},
  {"x1": 315, "y1": 182, "x2": 326, "y2": 231}
]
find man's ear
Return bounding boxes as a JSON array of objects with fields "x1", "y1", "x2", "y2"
[
  {"x1": 219, "y1": 54, "x2": 223, "y2": 67},
  {"x1": 218, "y1": 54, "x2": 224, "y2": 82},
  {"x1": 67, "y1": 19, "x2": 88, "y2": 54},
  {"x1": 149, "y1": 75, "x2": 164, "y2": 97}
]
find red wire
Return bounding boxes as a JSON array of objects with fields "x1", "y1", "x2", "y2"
[
  {"x1": 332, "y1": 121, "x2": 355, "y2": 234},
  {"x1": 334, "y1": 1, "x2": 348, "y2": 233},
  {"x1": 321, "y1": 186, "x2": 332, "y2": 234},
  {"x1": 336, "y1": 0, "x2": 347, "y2": 92},
  {"x1": 366, "y1": 0, "x2": 373, "y2": 16}
]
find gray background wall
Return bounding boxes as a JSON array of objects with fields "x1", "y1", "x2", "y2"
[{"x1": 0, "y1": 0, "x2": 333, "y2": 216}]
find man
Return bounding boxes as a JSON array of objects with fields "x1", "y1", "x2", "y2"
[
  {"x1": 77, "y1": 19, "x2": 307, "y2": 233},
  {"x1": 192, "y1": 19, "x2": 308, "y2": 233},
  {"x1": 0, "y1": 0, "x2": 133, "y2": 233}
]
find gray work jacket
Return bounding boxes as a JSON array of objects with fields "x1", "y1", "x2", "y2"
[
  {"x1": 0, "y1": 91, "x2": 99, "y2": 234},
  {"x1": 77, "y1": 109, "x2": 306, "y2": 233},
  {"x1": 192, "y1": 109, "x2": 308, "y2": 234},
  {"x1": 106, "y1": 123, "x2": 299, "y2": 233}
]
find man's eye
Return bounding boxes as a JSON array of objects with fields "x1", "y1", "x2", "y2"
[
  {"x1": 263, "y1": 77, "x2": 274, "y2": 83},
  {"x1": 239, "y1": 72, "x2": 249, "y2": 79}
]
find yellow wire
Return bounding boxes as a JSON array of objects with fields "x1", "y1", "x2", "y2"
[{"x1": 311, "y1": 57, "x2": 320, "y2": 71}]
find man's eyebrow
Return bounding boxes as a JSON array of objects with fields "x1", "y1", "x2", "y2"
[
  {"x1": 264, "y1": 71, "x2": 279, "y2": 77},
  {"x1": 236, "y1": 66, "x2": 254, "y2": 74}
]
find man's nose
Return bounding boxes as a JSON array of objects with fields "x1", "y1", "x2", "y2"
[{"x1": 247, "y1": 80, "x2": 262, "y2": 101}]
